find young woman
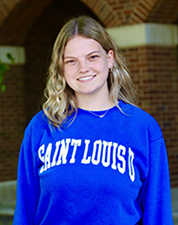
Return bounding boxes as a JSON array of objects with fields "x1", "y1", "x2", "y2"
[{"x1": 13, "y1": 16, "x2": 173, "y2": 225}]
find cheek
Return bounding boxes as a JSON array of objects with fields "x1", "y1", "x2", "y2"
[
  {"x1": 64, "y1": 66, "x2": 77, "y2": 78},
  {"x1": 63, "y1": 68, "x2": 76, "y2": 89},
  {"x1": 94, "y1": 60, "x2": 108, "y2": 72},
  {"x1": 99, "y1": 62, "x2": 109, "y2": 77},
  {"x1": 64, "y1": 68, "x2": 72, "y2": 83}
]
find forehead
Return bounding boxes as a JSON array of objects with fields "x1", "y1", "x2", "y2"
[{"x1": 64, "y1": 36, "x2": 104, "y2": 56}]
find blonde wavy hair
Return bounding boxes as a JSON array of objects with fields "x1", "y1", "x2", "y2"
[{"x1": 43, "y1": 15, "x2": 137, "y2": 128}]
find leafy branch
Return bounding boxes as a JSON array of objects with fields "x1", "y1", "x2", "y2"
[{"x1": 0, "y1": 53, "x2": 15, "y2": 92}]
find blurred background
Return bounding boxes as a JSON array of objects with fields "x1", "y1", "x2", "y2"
[{"x1": 0, "y1": 0, "x2": 178, "y2": 224}]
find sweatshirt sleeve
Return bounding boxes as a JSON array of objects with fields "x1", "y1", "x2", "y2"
[
  {"x1": 140, "y1": 136, "x2": 173, "y2": 224},
  {"x1": 13, "y1": 131, "x2": 40, "y2": 225}
]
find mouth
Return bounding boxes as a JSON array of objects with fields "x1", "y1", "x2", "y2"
[{"x1": 77, "y1": 75, "x2": 96, "y2": 81}]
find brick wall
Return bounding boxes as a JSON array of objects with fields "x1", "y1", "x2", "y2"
[
  {"x1": 123, "y1": 46, "x2": 178, "y2": 187},
  {"x1": 0, "y1": 65, "x2": 26, "y2": 181}
]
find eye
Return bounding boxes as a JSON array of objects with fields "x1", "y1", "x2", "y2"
[
  {"x1": 64, "y1": 59, "x2": 76, "y2": 65},
  {"x1": 89, "y1": 55, "x2": 99, "y2": 60}
]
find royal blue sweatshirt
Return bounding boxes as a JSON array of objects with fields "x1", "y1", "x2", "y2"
[{"x1": 13, "y1": 101, "x2": 173, "y2": 225}]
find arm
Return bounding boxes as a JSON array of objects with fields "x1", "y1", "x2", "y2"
[
  {"x1": 140, "y1": 137, "x2": 173, "y2": 224},
  {"x1": 13, "y1": 133, "x2": 40, "y2": 225}
]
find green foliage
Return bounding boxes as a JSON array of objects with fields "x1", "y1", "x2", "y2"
[
  {"x1": 7, "y1": 53, "x2": 15, "y2": 64},
  {"x1": 0, "y1": 53, "x2": 15, "y2": 92}
]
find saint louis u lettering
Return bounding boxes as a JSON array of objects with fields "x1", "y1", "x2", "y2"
[{"x1": 38, "y1": 138, "x2": 135, "y2": 182}]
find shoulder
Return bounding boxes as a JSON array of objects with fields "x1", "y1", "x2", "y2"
[
  {"x1": 24, "y1": 110, "x2": 50, "y2": 137},
  {"x1": 119, "y1": 101, "x2": 163, "y2": 142}
]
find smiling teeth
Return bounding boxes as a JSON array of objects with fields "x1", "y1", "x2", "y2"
[{"x1": 78, "y1": 76, "x2": 94, "y2": 81}]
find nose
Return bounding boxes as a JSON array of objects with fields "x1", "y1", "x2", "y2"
[{"x1": 79, "y1": 60, "x2": 90, "y2": 73}]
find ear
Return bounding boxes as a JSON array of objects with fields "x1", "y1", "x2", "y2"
[{"x1": 107, "y1": 49, "x2": 114, "y2": 69}]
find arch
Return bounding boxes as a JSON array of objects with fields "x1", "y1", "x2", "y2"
[
  {"x1": 0, "y1": 0, "x2": 120, "y2": 44},
  {"x1": 0, "y1": 0, "x2": 177, "y2": 34},
  {"x1": 0, "y1": 0, "x2": 54, "y2": 44},
  {"x1": 127, "y1": 0, "x2": 158, "y2": 24},
  {"x1": 0, "y1": 0, "x2": 119, "y2": 36},
  {"x1": 79, "y1": 0, "x2": 121, "y2": 27},
  {"x1": 0, "y1": 0, "x2": 18, "y2": 27},
  {"x1": 0, "y1": 0, "x2": 54, "y2": 28}
]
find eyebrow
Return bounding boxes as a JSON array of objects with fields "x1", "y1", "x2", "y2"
[
  {"x1": 64, "y1": 50, "x2": 101, "y2": 59},
  {"x1": 87, "y1": 50, "x2": 101, "y2": 55}
]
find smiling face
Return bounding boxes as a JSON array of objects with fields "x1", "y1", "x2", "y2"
[{"x1": 63, "y1": 36, "x2": 114, "y2": 105}]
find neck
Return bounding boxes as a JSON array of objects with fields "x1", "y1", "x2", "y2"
[{"x1": 76, "y1": 92, "x2": 114, "y2": 111}]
